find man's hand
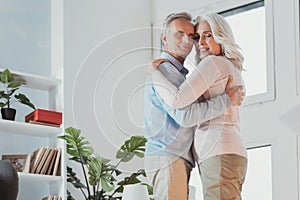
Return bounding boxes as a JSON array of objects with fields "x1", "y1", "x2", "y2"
[{"x1": 225, "y1": 76, "x2": 245, "y2": 106}]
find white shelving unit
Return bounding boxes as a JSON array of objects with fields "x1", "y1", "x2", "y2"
[
  {"x1": 18, "y1": 172, "x2": 63, "y2": 184},
  {"x1": 0, "y1": 120, "x2": 62, "y2": 137},
  {"x1": 0, "y1": 71, "x2": 65, "y2": 200}
]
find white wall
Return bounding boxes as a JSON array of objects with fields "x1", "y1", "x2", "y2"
[
  {"x1": 64, "y1": 0, "x2": 300, "y2": 199},
  {"x1": 0, "y1": 0, "x2": 50, "y2": 121},
  {"x1": 64, "y1": 0, "x2": 152, "y2": 198},
  {"x1": 2, "y1": 0, "x2": 299, "y2": 199},
  {"x1": 0, "y1": 0, "x2": 51, "y2": 76}
]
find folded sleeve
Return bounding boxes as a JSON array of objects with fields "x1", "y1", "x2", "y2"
[{"x1": 151, "y1": 56, "x2": 220, "y2": 109}]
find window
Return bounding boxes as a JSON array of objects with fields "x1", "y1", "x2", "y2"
[
  {"x1": 189, "y1": 145, "x2": 273, "y2": 200},
  {"x1": 220, "y1": 1, "x2": 275, "y2": 106},
  {"x1": 242, "y1": 145, "x2": 272, "y2": 199},
  {"x1": 296, "y1": 0, "x2": 300, "y2": 95},
  {"x1": 220, "y1": 2, "x2": 266, "y2": 96}
]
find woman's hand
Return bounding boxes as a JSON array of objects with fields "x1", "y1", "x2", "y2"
[
  {"x1": 147, "y1": 59, "x2": 169, "y2": 75},
  {"x1": 225, "y1": 76, "x2": 245, "y2": 106}
]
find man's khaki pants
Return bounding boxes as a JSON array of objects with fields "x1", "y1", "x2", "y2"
[{"x1": 145, "y1": 155, "x2": 191, "y2": 200}]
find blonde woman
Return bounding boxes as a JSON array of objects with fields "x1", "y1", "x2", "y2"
[{"x1": 150, "y1": 13, "x2": 247, "y2": 200}]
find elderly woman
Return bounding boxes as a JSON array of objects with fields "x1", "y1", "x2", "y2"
[{"x1": 150, "y1": 13, "x2": 247, "y2": 200}]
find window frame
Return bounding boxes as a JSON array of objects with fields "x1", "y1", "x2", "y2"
[
  {"x1": 243, "y1": 144, "x2": 273, "y2": 200},
  {"x1": 296, "y1": 0, "x2": 300, "y2": 95},
  {"x1": 215, "y1": 0, "x2": 275, "y2": 106}
]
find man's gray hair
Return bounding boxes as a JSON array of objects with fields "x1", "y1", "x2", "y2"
[{"x1": 162, "y1": 11, "x2": 192, "y2": 34}]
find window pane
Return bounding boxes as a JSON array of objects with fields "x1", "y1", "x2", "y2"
[
  {"x1": 242, "y1": 146, "x2": 272, "y2": 199},
  {"x1": 224, "y1": 6, "x2": 266, "y2": 97},
  {"x1": 189, "y1": 145, "x2": 272, "y2": 200},
  {"x1": 297, "y1": 0, "x2": 300, "y2": 95}
]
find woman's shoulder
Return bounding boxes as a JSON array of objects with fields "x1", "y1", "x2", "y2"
[
  {"x1": 201, "y1": 55, "x2": 233, "y2": 68},
  {"x1": 202, "y1": 55, "x2": 228, "y2": 63}
]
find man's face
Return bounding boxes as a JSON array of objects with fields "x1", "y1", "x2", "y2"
[{"x1": 162, "y1": 18, "x2": 194, "y2": 61}]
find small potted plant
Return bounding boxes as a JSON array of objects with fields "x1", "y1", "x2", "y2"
[{"x1": 0, "y1": 68, "x2": 35, "y2": 120}]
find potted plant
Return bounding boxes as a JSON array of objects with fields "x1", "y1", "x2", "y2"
[
  {"x1": 58, "y1": 127, "x2": 153, "y2": 200},
  {"x1": 0, "y1": 68, "x2": 35, "y2": 120}
]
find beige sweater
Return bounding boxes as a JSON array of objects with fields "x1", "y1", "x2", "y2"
[{"x1": 151, "y1": 55, "x2": 247, "y2": 163}]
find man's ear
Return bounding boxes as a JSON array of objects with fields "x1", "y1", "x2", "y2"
[{"x1": 160, "y1": 32, "x2": 167, "y2": 47}]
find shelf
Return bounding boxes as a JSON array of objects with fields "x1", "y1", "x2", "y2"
[
  {"x1": 0, "y1": 120, "x2": 62, "y2": 137},
  {"x1": 0, "y1": 68, "x2": 61, "y2": 91},
  {"x1": 18, "y1": 172, "x2": 62, "y2": 184}
]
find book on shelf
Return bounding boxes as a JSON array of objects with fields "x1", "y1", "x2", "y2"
[
  {"x1": 42, "y1": 195, "x2": 62, "y2": 200},
  {"x1": 52, "y1": 148, "x2": 61, "y2": 176},
  {"x1": 46, "y1": 149, "x2": 58, "y2": 175},
  {"x1": 2, "y1": 147, "x2": 61, "y2": 176},
  {"x1": 30, "y1": 147, "x2": 47, "y2": 173},
  {"x1": 35, "y1": 148, "x2": 51, "y2": 174},
  {"x1": 42, "y1": 196, "x2": 52, "y2": 200},
  {"x1": 28, "y1": 120, "x2": 61, "y2": 128},
  {"x1": 30, "y1": 147, "x2": 61, "y2": 176},
  {"x1": 41, "y1": 148, "x2": 56, "y2": 175}
]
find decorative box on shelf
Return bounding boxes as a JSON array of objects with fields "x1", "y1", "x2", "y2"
[{"x1": 25, "y1": 109, "x2": 62, "y2": 127}]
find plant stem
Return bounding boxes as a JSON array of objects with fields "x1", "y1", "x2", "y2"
[
  {"x1": 79, "y1": 187, "x2": 88, "y2": 199},
  {"x1": 79, "y1": 155, "x2": 91, "y2": 198},
  {"x1": 96, "y1": 183, "x2": 100, "y2": 200},
  {"x1": 93, "y1": 186, "x2": 96, "y2": 200},
  {"x1": 110, "y1": 187, "x2": 120, "y2": 197},
  {"x1": 6, "y1": 84, "x2": 10, "y2": 108},
  {"x1": 98, "y1": 189, "x2": 104, "y2": 200},
  {"x1": 108, "y1": 153, "x2": 131, "y2": 198},
  {"x1": 110, "y1": 152, "x2": 129, "y2": 175}
]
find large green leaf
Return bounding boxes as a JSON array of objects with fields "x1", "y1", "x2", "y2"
[
  {"x1": 87, "y1": 156, "x2": 102, "y2": 186},
  {"x1": 116, "y1": 136, "x2": 146, "y2": 162},
  {"x1": 86, "y1": 154, "x2": 116, "y2": 195},
  {"x1": 0, "y1": 69, "x2": 14, "y2": 83},
  {"x1": 0, "y1": 91, "x2": 10, "y2": 99},
  {"x1": 100, "y1": 161, "x2": 115, "y2": 192},
  {"x1": 0, "y1": 102, "x2": 7, "y2": 108},
  {"x1": 113, "y1": 169, "x2": 146, "y2": 194},
  {"x1": 8, "y1": 80, "x2": 23, "y2": 89},
  {"x1": 15, "y1": 93, "x2": 35, "y2": 110},
  {"x1": 101, "y1": 173, "x2": 114, "y2": 192},
  {"x1": 58, "y1": 127, "x2": 94, "y2": 158}
]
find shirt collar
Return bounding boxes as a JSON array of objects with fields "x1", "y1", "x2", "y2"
[{"x1": 161, "y1": 52, "x2": 189, "y2": 76}]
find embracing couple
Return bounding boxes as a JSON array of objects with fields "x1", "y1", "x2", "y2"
[{"x1": 144, "y1": 11, "x2": 247, "y2": 200}]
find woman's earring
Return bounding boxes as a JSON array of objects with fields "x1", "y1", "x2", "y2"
[{"x1": 223, "y1": 48, "x2": 231, "y2": 58}]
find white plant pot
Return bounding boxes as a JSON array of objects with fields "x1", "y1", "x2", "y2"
[{"x1": 122, "y1": 184, "x2": 149, "y2": 200}]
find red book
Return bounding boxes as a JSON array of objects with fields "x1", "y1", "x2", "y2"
[{"x1": 25, "y1": 109, "x2": 62, "y2": 125}]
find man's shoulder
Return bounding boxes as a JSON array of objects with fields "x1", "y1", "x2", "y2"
[
  {"x1": 152, "y1": 58, "x2": 170, "y2": 66},
  {"x1": 152, "y1": 58, "x2": 177, "y2": 75}
]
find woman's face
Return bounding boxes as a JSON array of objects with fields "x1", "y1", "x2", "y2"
[{"x1": 195, "y1": 21, "x2": 221, "y2": 60}]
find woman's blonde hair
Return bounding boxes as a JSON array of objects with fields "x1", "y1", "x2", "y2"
[{"x1": 195, "y1": 13, "x2": 244, "y2": 71}]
